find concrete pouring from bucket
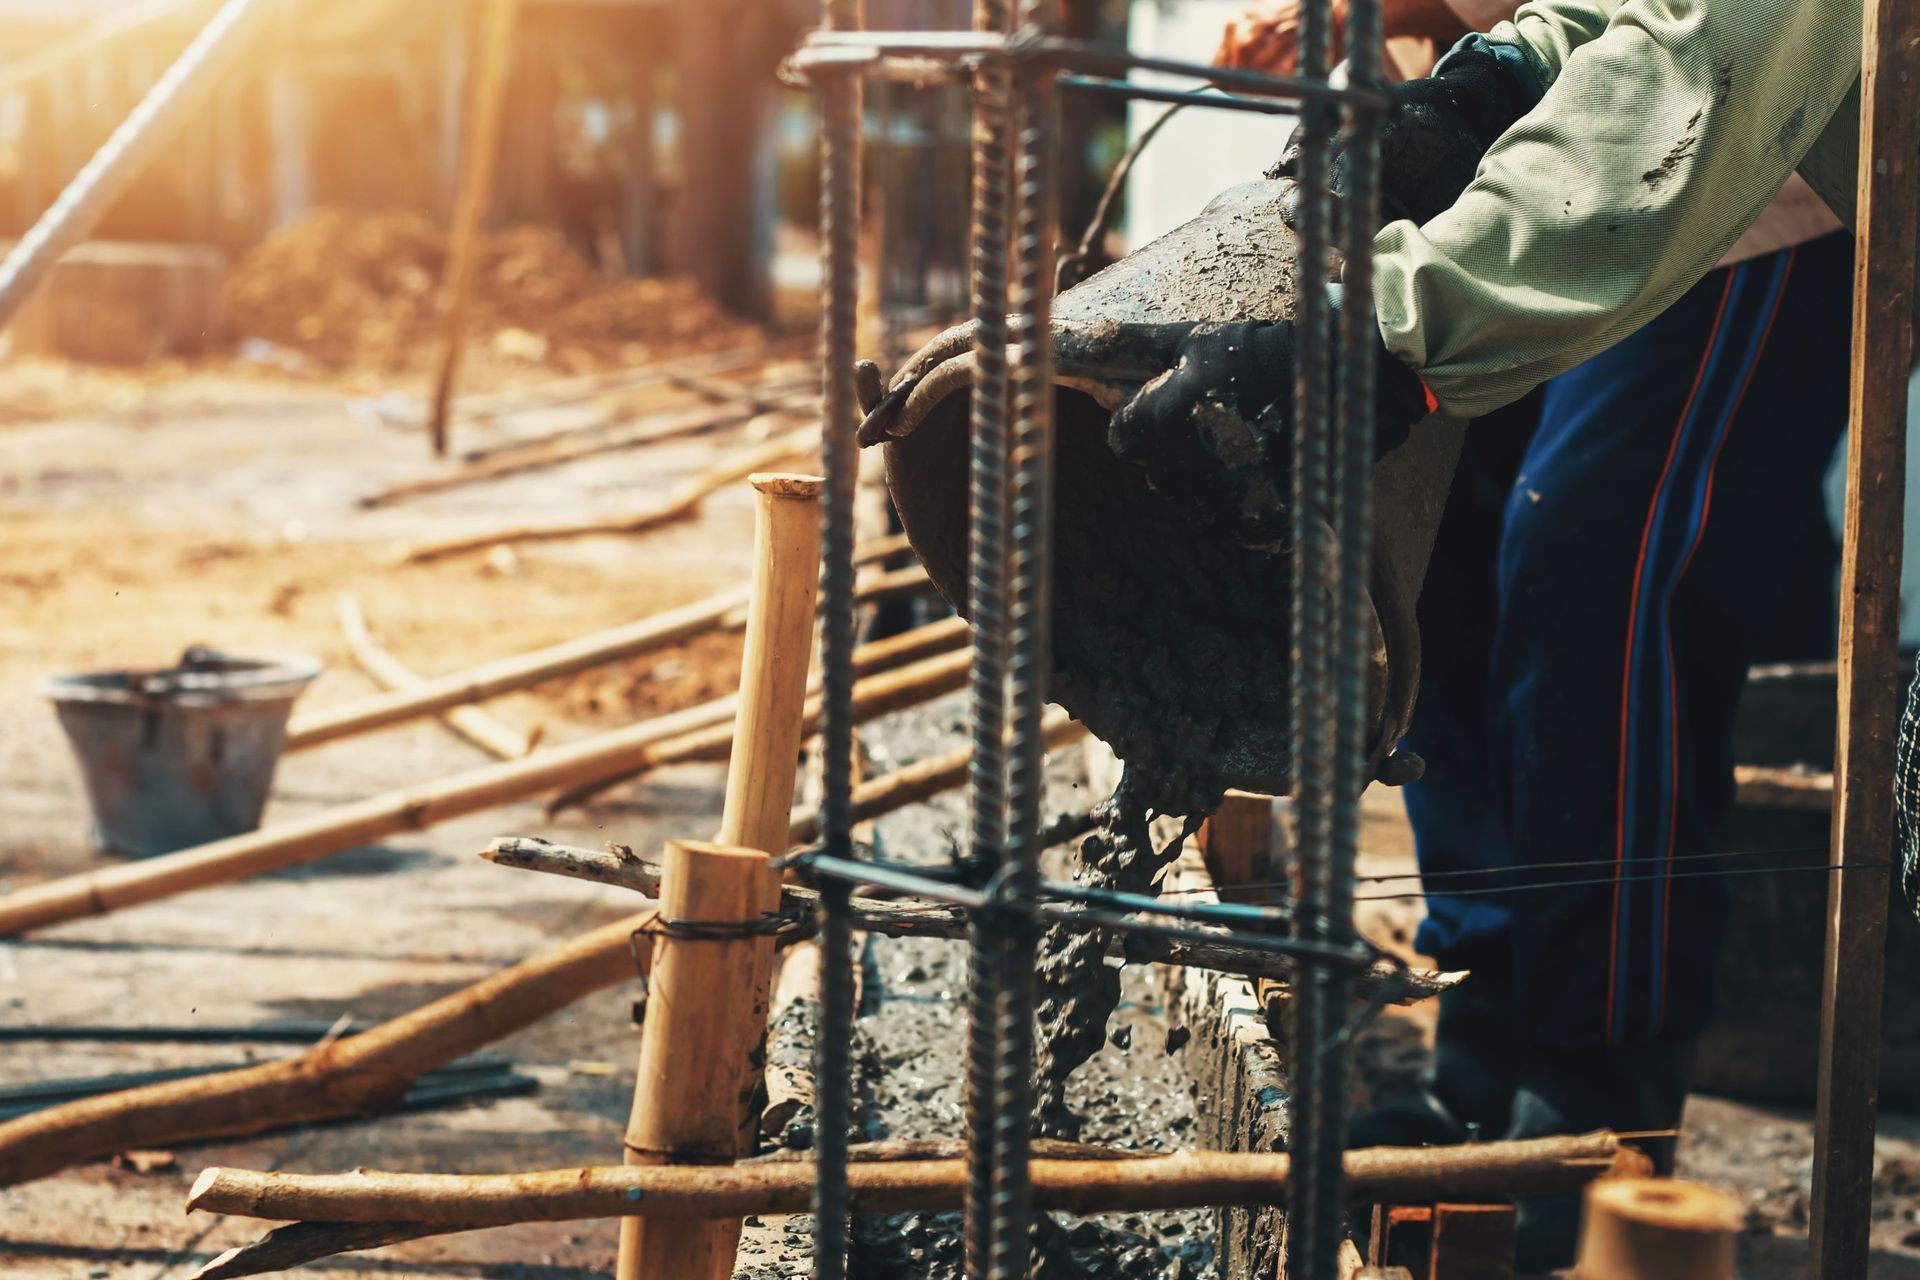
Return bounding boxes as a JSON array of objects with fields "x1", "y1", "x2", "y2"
[{"x1": 41, "y1": 645, "x2": 321, "y2": 858}]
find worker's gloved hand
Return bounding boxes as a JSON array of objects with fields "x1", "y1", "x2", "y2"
[
  {"x1": 1273, "y1": 34, "x2": 1543, "y2": 227},
  {"x1": 1106, "y1": 316, "x2": 1431, "y2": 546}
]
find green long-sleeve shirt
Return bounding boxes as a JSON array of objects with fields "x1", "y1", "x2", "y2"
[{"x1": 1374, "y1": 0, "x2": 1867, "y2": 418}]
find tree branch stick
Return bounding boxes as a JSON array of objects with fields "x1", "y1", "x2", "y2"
[
  {"x1": 187, "y1": 1133, "x2": 1626, "y2": 1228},
  {"x1": 336, "y1": 593, "x2": 541, "y2": 759},
  {"x1": 479, "y1": 836, "x2": 1458, "y2": 1003}
]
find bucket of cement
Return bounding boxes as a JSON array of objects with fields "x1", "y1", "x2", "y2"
[
  {"x1": 861, "y1": 178, "x2": 1463, "y2": 805},
  {"x1": 42, "y1": 646, "x2": 322, "y2": 858}
]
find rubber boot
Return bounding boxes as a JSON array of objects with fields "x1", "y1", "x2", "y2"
[
  {"x1": 1348, "y1": 970, "x2": 1519, "y2": 1151},
  {"x1": 1505, "y1": 1038, "x2": 1694, "y2": 1275}
]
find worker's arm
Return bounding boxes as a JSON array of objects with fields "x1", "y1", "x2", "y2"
[{"x1": 1378, "y1": 0, "x2": 1863, "y2": 418}]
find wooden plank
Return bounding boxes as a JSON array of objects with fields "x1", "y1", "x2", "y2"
[{"x1": 1807, "y1": 0, "x2": 1920, "y2": 1272}]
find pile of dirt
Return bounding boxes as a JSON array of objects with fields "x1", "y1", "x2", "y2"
[{"x1": 224, "y1": 209, "x2": 759, "y2": 372}]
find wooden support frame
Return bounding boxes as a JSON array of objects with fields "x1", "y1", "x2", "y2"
[{"x1": 1808, "y1": 0, "x2": 1920, "y2": 1272}]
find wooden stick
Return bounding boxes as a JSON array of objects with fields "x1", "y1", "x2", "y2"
[
  {"x1": 336, "y1": 593, "x2": 541, "y2": 759},
  {"x1": 1575, "y1": 1178, "x2": 1738, "y2": 1280},
  {"x1": 1809, "y1": 0, "x2": 1918, "y2": 1272},
  {"x1": 449, "y1": 344, "x2": 781, "y2": 434},
  {"x1": 478, "y1": 836, "x2": 1460, "y2": 1003},
  {"x1": 618, "y1": 474, "x2": 821, "y2": 1280},
  {"x1": 400, "y1": 423, "x2": 816, "y2": 563},
  {"x1": 0, "y1": 911, "x2": 654, "y2": 1188},
  {"x1": 424, "y1": 0, "x2": 518, "y2": 458},
  {"x1": 186, "y1": 1133, "x2": 1626, "y2": 1228},
  {"x1": 385, "y1": 403, "x2": 751, "y2": 509},
  {"x1": 288, "y1": 533, "x2": 920, "y2": 753},
  {"x1": 0, "y1": 648, "x2": 968, "y2": 938}
]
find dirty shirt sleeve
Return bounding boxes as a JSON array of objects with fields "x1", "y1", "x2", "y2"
[{"x1": 1371, "y1": 0, "x2": 1863, "y2": 419}]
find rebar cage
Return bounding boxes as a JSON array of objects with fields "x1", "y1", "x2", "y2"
[{"x1": 791, "y1": 2, "x2": 1388, "y2": 1275}]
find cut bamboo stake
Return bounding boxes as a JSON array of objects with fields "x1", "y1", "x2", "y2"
[
  {"x1": 0, "y1": 648, "x2": 969, "y2": 939},
  {"x1": 479, "y1": 835, "x2": 1458, "y2": 1003},
  {"x1": 618, "y1": 472, "x2": 822, "y2": 1280},
  {"x1": 336, "y1": 593, "x2": 541, "y2": 759},
  {"x1": 0, "y1": 911, "x2": 653, "y2": 1188},
  {"x1": 617, "y1": 843, "x2": 784, "y2": 1280},
  {"x1": 1574, "y1": 1178, "x2": 1738, "y2": 1280},
  {"x1": 186, "y1": 1133, "x2": 1628, "y2": 1228},
  {"x1": 425, "y1": 0, "x2": 518, "y2": 458},
  {"x1": 288, "y1": 532, "x2": 917, "y2": 753},
  {"x1": 401, "y1": 422, "x2": 816, "y2": 562}
]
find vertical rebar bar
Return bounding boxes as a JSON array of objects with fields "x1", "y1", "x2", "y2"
[
  {"x1": 960, "y1": 0, "x2": 1016, "y2": 1273},
  {"x1": 1310, "y1": 0, "x2": 1387, "y2": 1265},
  {"x1": 1285, "y1": 0, "x2": 1340, "y2": 1272},
  {"x1": 812, "y1": 0, "x2": 862, "y2": 1273},
  {"x1": 984, "y1": 3, "x2": 1059, "y2": 1275}
]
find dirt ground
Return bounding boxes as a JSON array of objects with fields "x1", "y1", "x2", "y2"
[{"x1": 2, "y1": 356, "x2": 1919, "y2": 1279}]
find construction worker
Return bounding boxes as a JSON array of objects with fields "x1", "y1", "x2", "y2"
[{"x1": 1109, "y1": 0, "x2": 1869, "y2": 1266}]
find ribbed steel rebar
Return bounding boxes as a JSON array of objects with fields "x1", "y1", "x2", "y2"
[
  {"x1": 1309, "y1": 0, "x2": 1388, "y2": 1263},
  {"x1": 0, "y1": 0, "x2": 282, "y2": 330},
  {"x1": 961, "y1": 0, "x2": 1016, "y2": 1271},
  {"x1": 1285, "y1": 0, "x2": 1341, "y2": 1272},
  {"x1": 812, "y1": 0, "x2": 863, "y2": 1272},
  {"x1": 985, "y1": 3, "x2": 1059, "y2": 1274}
]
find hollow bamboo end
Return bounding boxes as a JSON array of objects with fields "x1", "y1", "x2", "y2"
[
  {"x1": 1586, "y1": 1177, "x2": 1741, "y2": 1234},
  {"x1": 749, "y1": 472, "x2": 824, "y2": 500},
  {"x1": 662, "y1": 838, "x2": 779, "y2": 868}
]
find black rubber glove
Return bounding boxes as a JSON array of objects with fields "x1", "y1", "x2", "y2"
[
  {"x1": 1106, "y1": 317, "x2": 1431, "y2": 546},
  {"x1": 1273, "y1": 35, "x2": 1543, "y2": 227}
]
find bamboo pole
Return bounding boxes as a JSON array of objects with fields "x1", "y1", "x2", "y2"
[
  {"x1": 0, "y1": 912, "x2": 653, "y2": 1188},
  {"x1": 401, "y1": 423, "x2": 816, "y2": 563},
  {"x1": 336, "y1": 593, "x2": 541, "y2": 759},
  {"x1": 0, "y1": 648, "x2": 969, "y2": 938},
  {"x1": 424, "y1": 0, "x2": 518, "y2": 458},
  {"x1": 618, "y1": 473, "x2": 822, "y2": 1280},
  {"x1": 617, "y1": 843, "x2": 784, "y2": 1280},
  {"x1": 186, "y1": 1133, "x2": 1628, "y2": 1228},
  {"x1": 286, "y1": 584, "x2": 751, "y2": 752},
  {"x1": 287, "y1": 532, "x2": 918, "y2": 754},
  {"x1": 1574, "y1": 1178, "x2": 1738, "y2": 1280}
]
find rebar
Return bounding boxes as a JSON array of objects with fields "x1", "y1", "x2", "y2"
[
  {"x1": 1284, "y1": 0, "x2": 1342, "y2": 1270},
  {"x1": 794, "y1": 15, "x2": 1383, "y2": 1278},
  {"x1": 983, "y1": 3, "x2": 1061, "y2": 1273},
  {"x1": 960, "y1": 0, "x2": 1017, "y2": 1270},
  {"x1": 812, "y1": 0, "x2": 863, "y2": 1272}
]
